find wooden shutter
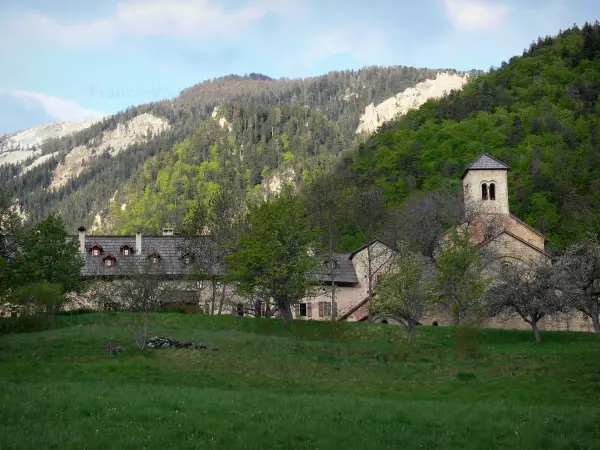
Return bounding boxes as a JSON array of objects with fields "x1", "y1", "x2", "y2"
[
  {"x1": 295, "y1": 304, "x2": 300, "y2": 318},
  {"x1": 319, "y1": 302, "x2": 324, "y2": 317},
  {"x1": 307, "y1": 303, "x2": 312, "y2": 318}
]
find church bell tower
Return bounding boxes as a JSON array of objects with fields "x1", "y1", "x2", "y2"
[{"x1": 461, "y1": 153, "x2": 510, "y2": 216}]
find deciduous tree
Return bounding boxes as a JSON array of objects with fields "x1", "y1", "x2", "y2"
[
  {"x1": 11, "y1": 214, "x2": 83, "y2": 294},
  {"x1": 433, "y1": 228, "x2": 490, "y2": 325},
  {"x1": 226, "y1": 186, "x2": 319, "y2": 324},
  {"x1": 371, "y1": 242, "x2": 432, "y2": 345},
  {"x1": 554, "y1": 234, "x2": 600, "y2": 332},
  {"x1": 486, "y1": 262, "x2": 563, "y2": 342}
]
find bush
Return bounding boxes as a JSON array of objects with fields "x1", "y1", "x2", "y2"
[
  {"x1": 1, "y1": 283, "x2": 66, "y2": 336},
  {"x1": 456, "y1": 371, "x2": 477, "y2": 382}
]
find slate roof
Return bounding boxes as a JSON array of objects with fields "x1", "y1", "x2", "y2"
[
  {"x1": 77, "y1": 235, "x2": 360, "y2": 284},
  {"x1": 78, "y1": 235, "x2": 225, "y2": 278},
  {"x1": 315, "y1": 253, "x2": 359, "y2": 284},
  {"x1": 461, "y1": 153, "x2": 510, "y2": 179}
]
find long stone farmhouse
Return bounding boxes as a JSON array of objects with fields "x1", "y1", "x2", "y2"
[{"x1": 75, "y1": 154, "x2": 595, "y2": 331}]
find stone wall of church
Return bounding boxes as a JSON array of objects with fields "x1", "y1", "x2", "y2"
[
  {"x1": 484, "y1": 231, "x2": 548, "y2": 266},
  {"x1": 463, "y1": 169, "x2": 510, "y2": 215}
]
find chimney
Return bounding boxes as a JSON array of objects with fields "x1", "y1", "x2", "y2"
[
  {"x1": 136, "y1": 230, "x2": 142, "y2": 255},
  {"x1": 77, "y1": 226, "x2": 86, "y2": 254},
  {"x1": 162, "y1": 227, "x2": 174, "y2": 236}
]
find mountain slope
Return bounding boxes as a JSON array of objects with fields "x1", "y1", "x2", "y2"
[
  {"x1": 108, "y1": 104, "x2": 347, "y2": 233},
  {"x1": 346, "y1": 23, "x2": 600, "y2": 249},
  {"x1": 1, "y1": 66, "x2": 476, "y2": 230}
]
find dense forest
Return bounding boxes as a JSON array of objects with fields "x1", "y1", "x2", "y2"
[
  {"x1": 1, "y1": 65, "x2": 468, "y2": 229},
  {"x1": 346, "y1": 22, "x2": 600, "y2": 250},
  {"x1": 109, "y1": 104, "x2": 348, "y2": 233}
]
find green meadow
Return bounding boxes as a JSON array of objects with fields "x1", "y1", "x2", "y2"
[{"x1": 1, "y1": 313, "x2": 599, "y2": 449}]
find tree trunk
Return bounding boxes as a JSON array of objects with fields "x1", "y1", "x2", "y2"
[
  {"x1": 280, "y1": 302, "x2": 293, "y2": 325},
  {"x1": 531, "y1": 322, "x2": 541, "y2": 343},
  {"x1": 329, "y1": 222, "x2": 337, "y2": 320},
  {"x1": 217, "y1": 284, "x2": 225, "y2": 315},
  {"x1": 592, "y1": 313, "x2": 600, "y2": 333},
  {"x1": 210, "y1": 278, "x2": 217, "y2": 315},
  {"x1": 407, "y1": 323, "x2": 416, "y2": 345},
  {"x1": 367, "y1": 246, "x2": 374, "y2": 323}
]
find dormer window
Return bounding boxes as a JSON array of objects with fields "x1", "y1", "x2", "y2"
[
  {"x1": 148, "y1": 252, "x2": 161, "y2": 264},
  {"x1": 324, "y1": 259, "x2": 338, "y2": 270},
  {"x1": 90, "y1": 244, "x2": 103, "y2": 256},
  {"x1": 103, "y1": 254, "x2": 116, "y2": 268},
  {"x1": 181, "y1": 252, "x2": 193, "y2": 265},
  {"x1": 120, "y1": 244, "x2": 134, "y2": 256}
]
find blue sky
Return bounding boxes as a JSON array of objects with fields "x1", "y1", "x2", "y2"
[{"x1": 0, "y1": 0, "x2": 597, "y2": 133}]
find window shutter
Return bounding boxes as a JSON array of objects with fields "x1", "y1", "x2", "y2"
[
  {"x1": 295, "y1": 304, "x2": 300, "y2": 318},
  {"x1": 319, "y1": 302, "x2": 324, "y2": 317},
  {"x1": 307, "y1": 303, "x2": 312, "y2": 318}
]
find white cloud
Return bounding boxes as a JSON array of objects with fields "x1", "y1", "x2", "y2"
[
  {"x1": 4, "y1": 90, "x2": 104, "y2": 122},
  {"x1": 444, "y1": 0, "x2": 511, "y2": 31},
  {"x1": 6, "y1": 0, "x2": 294, "y2": 46},
  {"x1": 302, "y1": 28, "x2": 390, "y2": 63}
]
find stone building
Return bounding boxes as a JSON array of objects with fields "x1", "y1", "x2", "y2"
[{"x1": 339, "y1": 154, "x2": 595, "y2": 332}]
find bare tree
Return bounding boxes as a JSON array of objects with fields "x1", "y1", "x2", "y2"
[
  {"x1": 384, "y1": 189, "x2": 465, "y2": 261},
  {"x1": 370, "y1": 242, "x2": 432, "y2": 345},
  {"x1": 89, "y1": 258, "x2": 167, "y2": 351},
  {"x1": 486, "y1": 262, "x2": 563, "y2": 342},
  {"x1": 349, "y1": 186, "x2": 394, "y2": 320},
  {"x1": 554, "y1": 234, "x2": 600, "y2": 332},
  {"x1": 180, "y1": 187, "x2": 243, "y2": 315},
  {"x1": 304, "y1": 171, "x2": 350, "y2": 319}
]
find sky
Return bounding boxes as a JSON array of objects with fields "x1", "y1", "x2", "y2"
[{"x1": 0, "y1": 0, "x2": 597, "y2": 134}]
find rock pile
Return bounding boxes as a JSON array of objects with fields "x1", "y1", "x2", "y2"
[
  {"x1": 146, "y1": 336, "x2": 208, "y2": 350},
  {"x1": 105, "y1": 345, "x2": 124, "y2": 355}
]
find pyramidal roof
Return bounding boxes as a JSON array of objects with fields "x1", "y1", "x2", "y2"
[{"x1": 460, "y1": 153, "x2": 510, "y2": 179}]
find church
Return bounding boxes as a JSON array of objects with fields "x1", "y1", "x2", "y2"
[{"x1": 338, "y1": 154, "x2": 594, "y2": 332}]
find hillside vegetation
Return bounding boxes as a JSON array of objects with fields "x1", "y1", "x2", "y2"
[
  {"x1": 348, "y1": 23, "x2": 600, "y2": 249},
  {"x1": 109, "y1": 104, "x2": 347, "y2": 232},
  {"x1": 1, "y1": 66, "x2": 468, "y2": 230},
  {"x1": 0, "y1": 314, "x2": 599, "y2": 449}
]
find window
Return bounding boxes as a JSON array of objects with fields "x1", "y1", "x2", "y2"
[
  {"x1": 319, "y1": 302, "x2": 332, "y2": 317},
  {"x1": 92, "y1": 248, "x2": 99, "y2": 256},
  {"x1": 105, "y1": 259, "x2": 113, "y2": 267},
  {"x1": 152, "y1": 256, "x2": 159, "y2": 264},
  {"x1": 489, "y1": 183, "x2": 496, "y2": 200},
  {"x1": 296, "y1": 302, "x2": 311, "y2": 318},
  {"x1": 481, "y1": 183, "x2": 488, "y2": 200},
  {"x1": 299, "y1": 303, "x2": 307, "y2": 317},
  {"x1": 123, "y1": 248, "x2": 130, "y2": 256}
]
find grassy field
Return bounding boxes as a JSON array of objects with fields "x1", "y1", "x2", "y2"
[{"x1": 1, "y1": 313, "x2": 599, "y2": 449}]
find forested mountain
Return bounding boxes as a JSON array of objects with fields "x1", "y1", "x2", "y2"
[
  {"x1": 0, "y1": 66, "x2": 474, "y2": 230},
  {"x1": 345, "y1": 23, "x2": 600, "y2": 250},
  {"x1": 109, "y1": 104, "x2": 349, "y2": 233}
]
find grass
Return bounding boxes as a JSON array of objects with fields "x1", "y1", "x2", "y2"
[{"x1": 1, "y1": 313, "x2": 600, "y2": 449}]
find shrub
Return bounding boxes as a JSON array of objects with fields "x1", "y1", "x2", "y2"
[
  {"x1": 1, "y1": 283, "x2": 66, "y2": 335},
  {"x1": 456, "y1": 371, "x2": 477, "y2": 382}
]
